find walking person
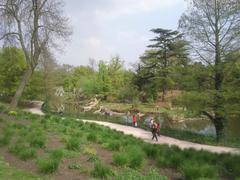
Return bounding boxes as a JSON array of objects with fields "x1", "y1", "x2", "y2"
[
  {"x1": 132, "y1": 114, "x2": 137, "y2": 127},
  {"x1": 156, "y1": 121, "x2": 161, "y2": 136},
  {"x1": 149, "y1": 117, "x2": 154, "y2": 129},
  {"x1": 151, "y1": 121, "x2": 158, "y2": 141}
]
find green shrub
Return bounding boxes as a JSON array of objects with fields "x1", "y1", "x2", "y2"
[
  {"x1": 50, "y1": 149, "x2": 64, "y2": 160},
  {"x1": 8, "y1": 111, "x2": 17, "y2": 116},
  {"x1": 9, "y1": 142, "x2": 36, "y2": 160},
  {"x1": 37, "y1": 148, "x2": 64, "y2": 174},
  {"x1": 181, "y1": 161, "x2": 218, "y2": 180},
  {"x1": 91, "y1": 162, "x2": 113, "y2": 178},
  {"x1": 19, "y1": 128, "x2": 29, "y2": 137},
  {"x1": 66, "y1": 137, "x2": 80, "y2": 151},
  {"x1": 127, "y1": 146, "x2": 145, "y2": 169},
  {"x1": 0, "y1": 135, "x2": 11, "y2": 146},
  {"x1": 167, "y1": 153, "x2": 182, "y2": 168},
  {"x1": 143, "y1": 144, "x2": 158, "y2": 158},
  {"x1": 156, "y1": 155, "x2": 170, "y2": 168},
  {"x1": 107, "y1": 141, "x2": 121, "y2": 151},
  {"x1": 37, "y1": 158, "x2": 60, "y2": 174},
  {"x1": 29, "y1": 135, "x2": 46, "y2": 148},
  {"x1": 19, "y1": 148, "x2": 36, "y2": 161},
  {"x1": 112, "y1": 152, "x2": 128, "y2": 167},
  {"x1": 86, "y1": 133, "x2": 97, "y2": 142},
  {"x1": 3, "y1": 127, "x2": 15, "y2": 137}
]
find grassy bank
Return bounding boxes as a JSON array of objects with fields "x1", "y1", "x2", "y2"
[{"x1": 0, "y1": 102, "x2": 240, "y2": 179}]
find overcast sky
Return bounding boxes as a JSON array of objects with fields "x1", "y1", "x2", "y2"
[{"x1": 56, "y1": 0, "x2": 187, "y2": 67}]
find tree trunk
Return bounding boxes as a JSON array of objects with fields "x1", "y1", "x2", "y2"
[
  {"x1": 213, "y1": 115, "x2": 224, "y2": 142},
  {"x1": 10, "y1": 68, "x2": 33, "y2": 108},
  {"x1": 212, "y1": 1, "x2": 225, "y2": 141}
]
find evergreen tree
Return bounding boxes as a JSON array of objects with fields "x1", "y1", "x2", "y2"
[{"x1": 136, "y1": 28, "x2": 188, "y2": 101}]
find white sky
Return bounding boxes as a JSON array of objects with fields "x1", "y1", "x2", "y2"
[{"x1": 56, "y1": 0, "x2": 187, "y2": 67}]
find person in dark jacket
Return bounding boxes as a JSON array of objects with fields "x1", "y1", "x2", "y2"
[{"x1": 151, "y1": 122, "x2": 158, "y2": 141}]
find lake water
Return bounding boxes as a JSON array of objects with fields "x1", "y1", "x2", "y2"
[{"x1": 156, "y1": 115, "x2": 240, "y2": 137}]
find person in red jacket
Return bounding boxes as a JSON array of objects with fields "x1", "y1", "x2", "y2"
[
  {"x1": 132, "y1": 114, "x2": 137, "y2": 127},
  {"x1": 156, "y1": 122, "x2": 161, "y2": 136}
]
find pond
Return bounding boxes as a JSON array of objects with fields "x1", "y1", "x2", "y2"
[{"x1": 155, "y1": 115, "x2": 240, "y2": 138}]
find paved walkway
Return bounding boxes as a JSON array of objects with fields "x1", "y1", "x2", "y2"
[{"x1": 81, "y1": 120, "x2": 240, "y2": 155}]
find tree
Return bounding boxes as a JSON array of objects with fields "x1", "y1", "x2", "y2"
[
  {"x1": 179, "y1": 0, "x2": 240, "y2": 140},
  {"x1": 0, "y1": 47, "x2": 26, "y2": 98},
  {"x1": 0, "y1": 0, "x2": 71, "y2": 107},
  {"x1": 136, "y1": 28, "x2": 188, "y2": 101}
]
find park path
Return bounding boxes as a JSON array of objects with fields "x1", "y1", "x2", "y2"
[
  {"x1": 24, "y1": 102, "x2": 240, "y2": 155},
  {"x1": 81, "y1": 120, "x2": 240, "y2": 154}
]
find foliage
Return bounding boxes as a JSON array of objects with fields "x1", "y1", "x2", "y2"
[
  {"x1": 0, "y1": 48, "x2": 26, "y2": 98},
  {"x1": 66, "y1": 137, "x2": 80, "y2": 151},
  {"x1": 115, "y1": 168, "x2": 168, "y2": 180},
  {"x1": 8, "y1": 111, "x2": 18, "y2": 116},
  {"x1": 37, "y1": 158, "x2": 60, "y2": 174},
  {"x1": 135, "y1": 29, "x2": 188, "y2": 102},
  {"x1": 180, "y1": 161, "x2": 218, "y2": 180},
  {"x1": 112, "y1": 152, "x2": 128, "y2": 167},
  {"x1": 8, "y1": 142, "x2": 36, "y2": 161},
  {"x1": 91, "y1": 162, "x2": 113, "y2": 179}
]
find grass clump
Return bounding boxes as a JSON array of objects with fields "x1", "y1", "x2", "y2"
[
  {"x1": 143, "y1": 144, "x2": 158, "y2": 158},
  {"x1": 180, "y1": 161, "x2": 218, "y2": 180},
  {"x1": 86, "y1": 133, "x2": 97, "y2": 142},
  {"x1": 112, "y1": 152, "x2": 128, "y2": 167},
  {"x1": 66, "y1": 137, "x2": 80, "y2": 151},
  {"x1": 107, "y1": 140, "x2": 121, "y2": 151},
  {"x1": 29, "y1": 134, "x2": 46, "y2": 148},
  {"x1": 127, "y1": 146, "x2": 145, "y2": 169},
  {"x1": 19, "y1": 148, "x2": 36, "y2": 161},
  {"x1": 91, "y1": 162, "x2": 113, "y2": 179},
  {"x1": 9, "y1": 142, "x2": 36, "y2": 161},
  {"x1": 37, "y1": 149, "x2": 64, "y2": 174},
  {"x1": 49, "y1": 149, "x2": 64, "y2": 160},
  {"x1": 0, "y1": 135, "x2": 11, "y2": 146},
  {"x1": 37, "y1": 158, "x2": 60, "y2": 174}
]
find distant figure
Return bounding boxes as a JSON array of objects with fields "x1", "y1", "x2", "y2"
[
  {"x1": 149, "y1": 117, "x2": 154, "y2": 129},
  {"x1": 156, "y1": 122, "x2": 161, "y2": 136},
  {"x1": 151, "y1": 121, "x2": 158, "y2": 141},
  {"x1": 126, "y1": 111, "x2": 131, "y2": 125},
  {"x1": 132, "y1": 114, "x2": 137, "y2": 127}
]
